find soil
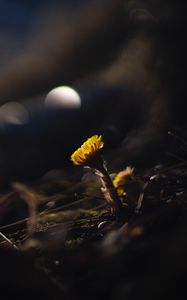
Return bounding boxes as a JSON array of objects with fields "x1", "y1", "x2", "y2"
[{"x1": 0, "y1": 161, "x2": 187, "y2": 300}]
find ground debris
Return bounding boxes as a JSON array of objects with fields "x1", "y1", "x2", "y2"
[{"x1": 0, "y1": 162, "x2": 187, "y2": 300}]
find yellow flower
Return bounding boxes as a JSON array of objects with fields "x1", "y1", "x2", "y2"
[
  {"x1": 71, "y1": 134, "x2": 124, "y2": 218},
  {"x1": 113, "y1": 166, "x2": 134, "y2": 196},
  {"x1": 71, "y1": 135, "x2": 104, "y2": 166}
]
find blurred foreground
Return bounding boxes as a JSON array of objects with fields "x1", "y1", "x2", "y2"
[{"x1": 0, "y1": 161, "x2": 187, "y2": 300}]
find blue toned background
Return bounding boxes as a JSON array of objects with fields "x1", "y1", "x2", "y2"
[{"x1": 0, "y1": 0, "x2": 186, "y2": 185}]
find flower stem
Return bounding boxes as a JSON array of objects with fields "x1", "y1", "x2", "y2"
[{"x1": 94, "y1": 165, "x2": 123, "y2": 219}]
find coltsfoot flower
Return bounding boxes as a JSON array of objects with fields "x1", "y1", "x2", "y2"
[
  {"x1": 113, "y1": 166, "x2": 134, "y2": 196},
  {"x1": 71, "y1": 135, "x2": 104, "y2": 166},
  {"x1": 70, "y1": 134, "x2": 123, "y2": 219}
]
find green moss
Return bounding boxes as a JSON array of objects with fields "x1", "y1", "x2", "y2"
[
  {"x1": 40, "y1": 208, "x2": 105, "y2": 223},
  {"x1": 64, "y1": 237, "x2": 84, "y2": 249}
]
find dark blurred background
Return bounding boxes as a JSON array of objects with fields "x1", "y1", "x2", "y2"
[{"x1": 0, "y1": 0, "x2": 186, "y2": 184}]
